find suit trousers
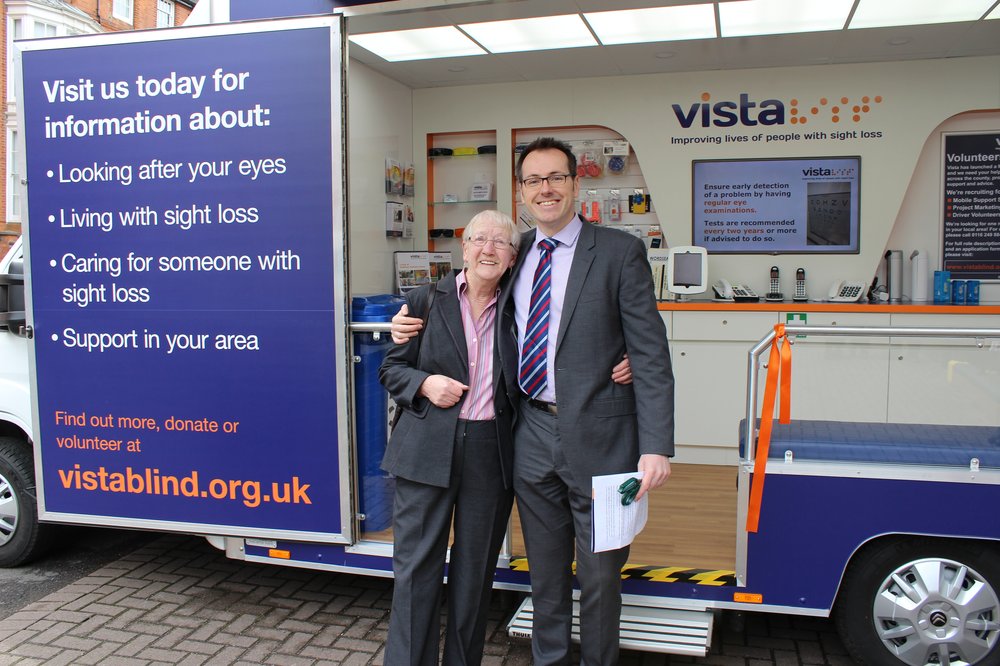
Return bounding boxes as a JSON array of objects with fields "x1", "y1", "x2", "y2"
[
  {"x1": 513, "y1": 404, "x2": 630, "y2": 666},
  {"x1": 385, "y1": 419, "x2": 514, "y2": 666}
]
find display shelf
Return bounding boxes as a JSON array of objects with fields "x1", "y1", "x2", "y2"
[
  {"x1": 430, "y1": 199, "x2": 497, "y2": 206},
  {"x1": 427, "y1": 130, "x2": 497, "y2": 251},
  {"x1": 428, "y1": 154, "x2": 494, "y2": 159}
]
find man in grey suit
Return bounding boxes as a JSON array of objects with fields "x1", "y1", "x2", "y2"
[
  {"x1": 504, "y1": 137, "x2": 674, "y2": 665},
  {"x1": 392, "y1": 138, "x2": 674, "y2": 664}
]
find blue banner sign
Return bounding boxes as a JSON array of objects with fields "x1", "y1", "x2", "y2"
[
  {"x1": 230, "y1": 0, "x2": 398, "y2": 21},
  {"x1": 19, "y1": 18, "x2": 349, "y2": 541}
]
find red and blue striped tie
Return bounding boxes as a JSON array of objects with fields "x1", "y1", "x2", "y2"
[{"x1": 519, "y1": 238, "x2": 558, "y2": 398}]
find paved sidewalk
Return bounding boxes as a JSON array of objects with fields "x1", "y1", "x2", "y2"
[{"x1": 0, "y1": 534, "x2": 854, "y2": 665}]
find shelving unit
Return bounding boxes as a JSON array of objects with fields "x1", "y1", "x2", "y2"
[{"x1": 426, "y1": 130, "x2": 497, "y2": 255}]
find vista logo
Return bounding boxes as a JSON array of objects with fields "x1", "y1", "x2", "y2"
[
  {"x1": 802, "y1": 166, "x2": 856, "y2": 177},
  {"x1": 672, "y1": 92, "x2": 784, "y2": 128},
  {"x1": 672, "y1": 92, "x2": 885, "y2": 128}
]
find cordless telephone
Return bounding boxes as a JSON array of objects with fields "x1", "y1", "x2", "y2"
[
  {"x1": 793, "y1": 268, "x2": 808, "y2": 302},
  {"x1": 765, "y1": 266, "x2": 783, "y2": 301}
]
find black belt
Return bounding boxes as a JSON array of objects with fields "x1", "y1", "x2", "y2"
[{"x1": 523, "y1": 396, "x2": 557, "y2": 415}]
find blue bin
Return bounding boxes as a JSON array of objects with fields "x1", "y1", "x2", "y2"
[{"x1": 352, "y1": 294, "x2": 406, "y2": 532}]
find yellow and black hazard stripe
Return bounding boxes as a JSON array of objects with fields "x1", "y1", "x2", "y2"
[{"x1": 508, "y1": 558, "x2": 736, "y2": 586}]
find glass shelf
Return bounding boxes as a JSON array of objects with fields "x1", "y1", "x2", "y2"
[
  {"x1": 428, "y1": 153, "x2": 494, "y2": 159},
  {"x1": 430, "y1": 199, "x2": 497, "y2": 206}
]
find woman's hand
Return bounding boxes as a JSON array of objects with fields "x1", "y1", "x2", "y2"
[
  {"x1": 419, "y1": 374, "x2": 469, "y2": 408},
  {"x1": 611, "y1": 353, "x2": 632, "y2": 385},
  {"x1": 391, "y1": 304, "x2": 424, "y2": 344}
]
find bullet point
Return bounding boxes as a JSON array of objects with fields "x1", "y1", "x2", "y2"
[
  {"x1": 48, "y1": 214, "x2": 55, "y2": 222},
  {"x1": 47, "y1": 170, "x2": 54, "y2": 178},
  {"x1": 49, "y1": 259, "x2": 56, "y2": 267},
  {"x1": 51, "y1": 333, "x2": 58, "y2": 342}
]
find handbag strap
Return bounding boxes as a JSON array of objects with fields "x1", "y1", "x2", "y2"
[{"x1": 413, "y1": 283, "x2": 436, "y2": 367}]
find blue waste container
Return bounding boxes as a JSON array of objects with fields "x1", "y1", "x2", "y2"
[{"x1": 352, "y1": 294, "x2": 406, "y2": 533}]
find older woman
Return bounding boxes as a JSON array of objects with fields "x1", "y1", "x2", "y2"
[{"x1": 379, "y1": 210, "x2": 520, "y2": 666}]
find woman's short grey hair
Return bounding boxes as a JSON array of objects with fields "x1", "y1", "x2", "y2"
[{"x1": 464, "y1": 210, "x2": 518, "y2": 252}]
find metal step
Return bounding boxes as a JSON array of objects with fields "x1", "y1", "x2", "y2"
[{"x1": 506, "y1": 597, "x2": 714, "y2": 656}]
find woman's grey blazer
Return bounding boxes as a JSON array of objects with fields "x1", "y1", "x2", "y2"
[{"x1": 379, "y1": 270, "x2": 516, "y2": 489}]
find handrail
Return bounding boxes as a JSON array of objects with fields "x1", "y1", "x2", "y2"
[
  {"x1": 743, "y1": 325, "x2": 1000, "y2": 461},
  {"x1": 349, "y1": 321, "x2": 392, "y2": 334}
]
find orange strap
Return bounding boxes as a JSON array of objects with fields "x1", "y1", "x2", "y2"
[{"x1": 745, "y1": 323, "x2": 792, "y2": 533}]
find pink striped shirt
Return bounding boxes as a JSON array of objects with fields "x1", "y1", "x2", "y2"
[{"x1": 455, "y1": 270, "x2": 499, "y2": 421}]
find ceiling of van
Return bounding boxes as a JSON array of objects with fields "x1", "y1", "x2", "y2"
[{"x1": 343, "y1": 0, "x2": 1000, "y2": 88}]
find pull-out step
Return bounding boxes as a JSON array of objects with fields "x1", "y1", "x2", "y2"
[{"x1": 506, "y1": 597, "x2": 714, "y2": 656}]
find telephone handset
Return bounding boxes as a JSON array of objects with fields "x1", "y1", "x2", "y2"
[
  {"x1": 765, "y1": 266, "x2": 783, "y2": 302},
  {"x1": 827, "y1": 280, "x2": 866, "y2": 302},
  {"x1": 793, "y1": 268, "x2": 808, "y2": 302},
  {"x1": 713, "y1": 279, "x2": 760, "y2": 302}
]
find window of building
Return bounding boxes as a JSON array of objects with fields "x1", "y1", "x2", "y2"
[
  {"x1": 33, "y1": 21, "x2": 57, "y2": 38},
  {"x1": 8, "y1": 131, "x2": 21, "y2": 221},
  {"x1": 113, "y1": 0, "x2": 134, "y2": 24},
  {"x1": 157, "y1": 0, "x2": 175, "y2": 27}
]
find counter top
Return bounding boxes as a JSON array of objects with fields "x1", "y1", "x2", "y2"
[{"x1": 657, "y1": 300, "x2": 1000, "y2": 314}]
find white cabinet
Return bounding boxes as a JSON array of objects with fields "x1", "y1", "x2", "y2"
[
  {"x1": 886, "y1": 313, "x2": 1000, "y2": 426},
  {"x1": 781, "y1": 311, "x2": 891, "y2": 423},
  {"x1": 670, "y1": 312, "x2": 777, "y2": 463},
  {"x1": 666, "y1": 306, "x2": 1000, "y2": 463}
]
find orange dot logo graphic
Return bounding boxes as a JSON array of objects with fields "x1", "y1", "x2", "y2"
[{"x1": 793, "y1": 93, "x2": 884, "y2": 123}]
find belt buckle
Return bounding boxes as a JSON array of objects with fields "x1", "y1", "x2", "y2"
[{"x1": 533, "y1": 398, "x2": 557, "y2": 415}]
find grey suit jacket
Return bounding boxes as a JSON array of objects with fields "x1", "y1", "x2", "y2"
[
  {"x1": 379, "y1": 271, "x2": 515, "y2": 488},
  {"x1": 501, "y1": 220, "x2": 674, "y2": 488}
]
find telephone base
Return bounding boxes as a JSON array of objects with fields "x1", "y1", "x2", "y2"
[
  {"x1": 792, "y1": 296, "x2": 809, "y2": 302},
  {"x1": 733, "y1": 294, "x2": 760, "y2": 303},
  {"x1": 765, "y1": 293, "x2": 784, "y2": 302}
]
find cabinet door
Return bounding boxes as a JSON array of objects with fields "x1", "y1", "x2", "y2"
[
  {"x1": 782, "y1": 312, "x2": 891, "y2": 423},
  {"x1": 671, "y1": 312, "x2": 776, "y2": 462},
  {"x1": 887, "y1": 314, "x2": 1000, "y2": 425},
  {"x1": 672, "y1": 340, "x2": 766, "y2": 453}
]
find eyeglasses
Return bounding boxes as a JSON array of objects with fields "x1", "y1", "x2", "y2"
[
  {"x1": 520, "y1": 173, "x2": 572, "y2": 189},
  {"x1": 466, "y1": 235, "x2": 513, "y2": 250}
]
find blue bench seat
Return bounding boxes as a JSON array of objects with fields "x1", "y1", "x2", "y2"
[{"x1": 738, "y1": 419, "x2": 1000, "y2": 467}]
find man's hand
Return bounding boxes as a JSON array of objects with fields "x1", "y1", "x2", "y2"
[
  {"x1": 391, "y1": 304, "x2": 424, "y2": 344},
  {"x1": 635, "y1": 454, "x2": 671, "y2": 501},
  {"x1": 419, "y1": 375, "x2": 469, "y2": 408},
  {"x1": 611, "y1": 353, "x2": 632, "y2": 385}
]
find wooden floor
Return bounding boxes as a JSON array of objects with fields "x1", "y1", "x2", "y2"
[
  {"x1": 363, "y1": 463, "x2": 738, "y2": 572},
  {"x1": 507, "y1": 463, "x2": 737, "y2": 571}
]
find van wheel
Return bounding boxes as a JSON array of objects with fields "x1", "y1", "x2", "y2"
[
  {"x1": 835, "y1": 538, "x2": 1000, "y2": 666},
  {"x1": 0, "y1": 437, "x2": 52, "y2": 566}
]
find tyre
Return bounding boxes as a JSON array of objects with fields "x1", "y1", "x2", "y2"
[
  {"x1": 0, "y1": 436, "x2": 52, "y2": 566},
  {"x1": 835, "y1": 537, "x2": 1000, "y2": 666}
]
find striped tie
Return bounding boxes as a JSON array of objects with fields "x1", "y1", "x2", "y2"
[{"x1": 519, "y1": 237, "x2": 558, "y2": 398}]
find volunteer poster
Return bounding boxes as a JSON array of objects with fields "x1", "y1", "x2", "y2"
[
  {"x1": 942, "y1": 133, "x2": 1000, "y2": 280},
  {"x1": 19, "y1": 18, "x2": 349, "y2": 541},
  {"x1": 693, "y1": 157, "x2": 861, "y2": 254}
]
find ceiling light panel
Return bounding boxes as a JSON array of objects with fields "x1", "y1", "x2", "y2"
[
  {"x1": 583, "y1": 5, "x2": 717, "y2": 45},
  {"x1": 719, "y1": 0, "x2": 855, "y2": 37},
  {"x1": 348, "y1": 26, "x2": 486, "y2": 62},
  {"x1": 850, "y1": 0, "x2": 997, "y2": 29},
  {"x1": 459, "y1": 14, "x2": 597, "y2": 54}
]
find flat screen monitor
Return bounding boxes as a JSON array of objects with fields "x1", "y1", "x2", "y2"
[
  {"x1": 692, "y1": 156, "x2": 861, "y2": 254},
  {"x1": 666, "y1": 246, "x2": 708, "y2": 296}
]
